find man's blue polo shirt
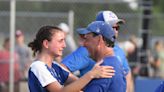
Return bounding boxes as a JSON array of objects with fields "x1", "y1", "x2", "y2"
[{"x1": 84, "y1": 56, "x2": 126, "y2": 92}]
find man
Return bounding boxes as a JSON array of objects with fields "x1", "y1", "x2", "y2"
[
  {"x1": 82, "y1": 21, "x2": 126, "y2": 92},
  {"x1": 0, "y1": 37, "x2": 20, "y2": 92},
  {"x1": 96, "y1": 11, "x2": 134, "y2": 92}
]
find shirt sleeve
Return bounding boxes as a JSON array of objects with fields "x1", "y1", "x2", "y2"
[
  {"x1": 110, "y1": 58, "x2": 127, "y2": 92},
  {"x1": 114, "y1": 45, "x2": 130, "y2": 76},
  {"x1": 61, "y1": 46, "x2": 90, "y2": 72},
  {"x1": 122, "y1": 54, "x2": 131, "y2": 75},
  {"x1": 30, "y1": 62, "x2": 57, "y2": 87}
]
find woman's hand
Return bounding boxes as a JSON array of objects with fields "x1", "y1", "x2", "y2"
[{"x1": 89, "y1": 60, "x2": 115, "y2": 78}]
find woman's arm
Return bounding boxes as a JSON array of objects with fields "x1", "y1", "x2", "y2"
[
  {"x1": 46, "y1": 63, "x2": 115, "y2": 92},
  {"x1": 46, "y1": 71, "x2": 94, "y2": 92},
  {"x1": 64, "y1": 72, "x2": 79, "y2": 85}
]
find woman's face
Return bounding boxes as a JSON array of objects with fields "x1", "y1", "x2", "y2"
[{"x1": 47, "y1": 30, "x2": 66, "y2": 57}]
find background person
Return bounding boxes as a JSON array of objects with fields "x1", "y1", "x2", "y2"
[
  {"x1": 151, "y1": 40, "x2": 164, "y2": 78},
  {"x1": 15, "y1": 30, "x2": 32, "y2": 80}
]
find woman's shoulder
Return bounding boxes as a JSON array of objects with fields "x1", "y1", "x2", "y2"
[{"x1": 30, "y1": 61, "x2": 46, "y2": 70}]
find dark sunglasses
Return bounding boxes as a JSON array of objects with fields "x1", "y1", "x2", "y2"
[
  {"x1": 79, "y1": 34, "x2": 85, "y2": 39},
  {"x1": 112, "y1": 26, "x2": 120, "y2": 31}
]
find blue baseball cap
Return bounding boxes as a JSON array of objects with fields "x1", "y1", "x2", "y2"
[
  {"x1": 77, "y1": 21, "x2": 115, "y2": 42},
  {"x1": 77, "y1": 28, "x2": 87, "y2": 35},
  {"x1": 96, "y1": 11, "x2": 125, "y2": 26}
]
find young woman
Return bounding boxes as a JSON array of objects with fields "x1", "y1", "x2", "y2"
[{"x1": 28, "y1": 25, "x2": 114, "y2": 92}]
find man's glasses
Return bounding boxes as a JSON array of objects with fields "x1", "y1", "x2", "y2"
[
  {"x1": 79, "y1": 34, "x2": 85, "y2": 39},
  {"x1": 112, "y1": 26, "x2": 120, "y2": 31}
]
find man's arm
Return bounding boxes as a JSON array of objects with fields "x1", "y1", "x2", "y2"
[
  {"x1": 126, "y1": 71, "x2": 134, "y2": 92},
  {"x1": 61, "y1": 46, "x2": 91, "y2": 72}
]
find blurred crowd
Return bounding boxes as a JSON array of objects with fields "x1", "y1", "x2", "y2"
[
  {"x1": 0, "y1": 30, "x2": 32, "y2": 92},
  {"x1": 120, "y1": 36, "x2": 164, "y2": 79}
]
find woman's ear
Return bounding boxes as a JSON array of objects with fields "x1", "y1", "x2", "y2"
[{"x1": 43, "y1": 39, "x2": 49, "y2": 49}]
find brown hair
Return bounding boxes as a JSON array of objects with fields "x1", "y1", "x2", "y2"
[{"x1": 28, "y1": 25, "x2": 62, "y2": 56}]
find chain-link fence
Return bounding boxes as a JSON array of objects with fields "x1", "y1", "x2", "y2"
[{"x1": 0, "y1": 0, "x2": 164, "y2": 92}]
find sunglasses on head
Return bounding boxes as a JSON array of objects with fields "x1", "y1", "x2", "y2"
[{"x1": 112, "y1": 26, "x2": 120, "y2": 31}]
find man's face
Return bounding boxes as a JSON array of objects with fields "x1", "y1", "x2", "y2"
[
  {"x1": 78, "y1": 34, "x2": 85, "y2": 46},
  {"x1": 83, "y1": 33, "x2": 100, "y2": 60},
  {"x1": 112, "y1": 23, "x2": 120, "y2": 38}
]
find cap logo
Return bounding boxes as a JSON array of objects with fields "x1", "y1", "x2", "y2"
[
  {"x1": 96, "y1": 28, "x2": 100, "y2": 33},
  {"x1": 103, "y1": 11, "x2": 118, "y2": 22},
  {"x1": 109, "y1": 12, "x2": 116, "y2": 18}
]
